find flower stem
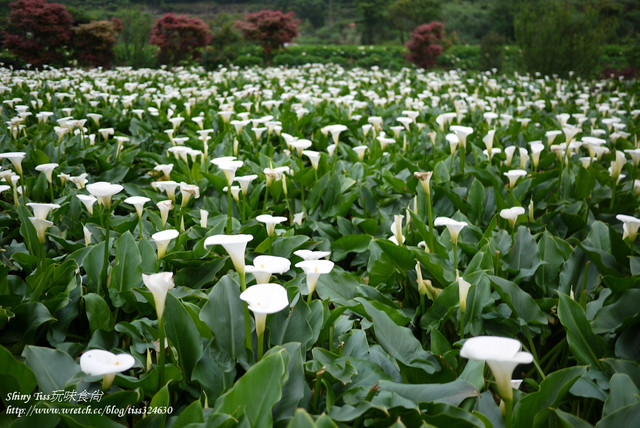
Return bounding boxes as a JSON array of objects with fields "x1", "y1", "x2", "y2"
[
  {"x1": 138, "y1": 215, "x2": 143, "y2": 238},
  {"x1": 610, "y1": 182, "x2": 617, "y2": 210},
  {"x1": 101, "y1": 207, "x2": 111, "y2": 292},
  {"x1": 426, "y1": 185, "x2": 434, "y2": 251},
  {"x1": 504, "y1": 397, "x2": 513, "y2": 428},
  {"x1": 257, "y1": 332, "x2": 264, "y2": 361},
  {"x1": 524, "y1": 328, "x2": 546, "y2": 379},
  {"x1": 49, "y1": 183, "x2": 54, "y2": 203},
  {"x1": 453, "y1": 241, "x2": 459, "y2": 272},
  {"x1": 460, "y1": 143, "x2": 466, "y2": 176},
  {"x1": 226, "y1": 188, "x2": 232, "y2": 233},
  {"x1": 329, "y1": 323, "x2": 334, "y2": 351},
  {"x1": 459, "y1": 309, "x2": 465, "y2": 339},
  {"x1": 158, "y1": 316, "x2": 165, "y2": 390},
  {"x1": 240, "y1": 272, "x2": 252, "y2": 352}
]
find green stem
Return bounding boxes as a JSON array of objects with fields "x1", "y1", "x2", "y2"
[
  {"x1": 49, "y1": 183, "x2": 54, "y2": 203},
  {"x1": 329, "y1": 323, "x2": 334, "y2": 351},
  {"x1": 459, "y1": 309, "x2": 465, "y2": 339},
  {"x1": 158, "y1": 316, "x2": 165, "y2": 390},
  {"x1": 524, "y1": 329, "x2": 546, "y2": 379},
  {"x1": 307, "y1": 288, "x2": 313, "y2": 305},
  {"x1": 610, "y1": 181, "x2": 617, "y2": 210},
  {"x1": 453, "y1": 241, "x2": 459, "y2": 272},
  {"x1": 263, "y1": 186, "x2": 269, "y2": 212},
  {"x1": 101, "y1": 208, "x2": 111, "y2": 292},
  {"x1": 227, "y1": 189, "x2": 233, "y2": 233},
  {"x1": 240, "y1": 272, "x2": 252, "y2": 352},
  {"x1": 257, "y1": 331, "x2": 264, "y2": 361},
  {"x1": 426, "y1": 186, "x2": 434, "y2": 251},
  {"x1": 504, "y1": 397, "x2": 513, "y2": 428},
  {"x1": 460, "y1": 143, "x2": 466, "y2": 176},
  {"x1": 312, "y1": 369, "x2": 324, "y2": 412},
  {"x1": 138, "y1": 215, "x2": 143, "y2": 238},
  {"x1": 20, "y1": 171, "x2": 26, "y2": 205}
]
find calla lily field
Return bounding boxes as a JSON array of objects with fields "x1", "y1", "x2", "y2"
[{"x1": 1, "y1": 64, "x2": 640, "y2": 427}]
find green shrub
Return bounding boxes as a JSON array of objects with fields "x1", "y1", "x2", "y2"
[
  {"x1": 234, "y1": 54, "x2": 263, "y2": 67},
  {"x1": 479, "y1": 32, "x2": 505, "y2": 72},
  {"x1": 515, "y1": 0, "x2": 616, "y2": 77}
]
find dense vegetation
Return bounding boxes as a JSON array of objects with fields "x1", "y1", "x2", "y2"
[{"x1": 0, "y1": 62, "x2": 639, "y2": 427}]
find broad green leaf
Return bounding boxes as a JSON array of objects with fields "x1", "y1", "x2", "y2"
[
  {"x1": 22, "y1": 346, "x2": 80, "y2": 394},
  {"x1": 213, "y1": 347, "x2": 289, "y2": 428},
  {"x1": 596, "y1": 403, "x2": 640, "y2": 428},
  {"x1": 422, "y1": 402, "x2": 485, "y2": 427},
  {"x1": 0, "y1": 344, "x2": 38, "y2": 401},
  {"x1": 164, "y1": 292, "x2": 202, "y2": 380},
  {"x1": 550, "y1": 409, "x2": 594, "y2": 428},
  {"x1": 378, "y1": 379, "x2": 480, "y2": 406},
  {"x1": 200, "y1": 275, "x2": 246, "y2": 360},
  {"x1": 489, "y1": 275, "x2": 547, "y2": 326},
  {"x1": 603, "y1": 374, "x2": 640, "y2": 417},
  {"x1": 557, "y1": 292, "x2": 608, "y2": 368},
  {"x1": 172, "y1": 399, "x2": 204, "y2": 426},
  {"x1": 109, "y1": 231, "x2": 142, "y2": 307},
  {"x1": 512, "y1": 366, "x2": 586, "y2": 428},
  {"x1": 361, "y1": 300, "x2": 439, "y2": 375},
  {"x1": 273, "y1": 343, "x2": 306, "y2": 423},
  {"x1": 591, "y1": 289, "x2": 640, "y2": 334},
  {"x1": 503, "y1": 225, "x2": 542, "y2": 280},
  {"x1": 83, "y1": 293, "x2": 113, "y2": 333},
  {"x1": 331, "y1": 234, "x2": 371, "y2": 262},
  {"x1": 192, "y1": 340, "x2": 236, "y2": 403}
]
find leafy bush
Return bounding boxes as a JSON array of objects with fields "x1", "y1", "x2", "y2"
[
  {"x1": 204, "y1": 12, "x2": 246, "y2": 68},
  {"x1": 515, "y1": 0, "x2": 616, "y2": 77},
  {"x1": 236, "y1": 10, "x2": 300, "y2": 62},
  {"x1": 479, "y1": 32, "x2": 505, "y2": 72},
  {"x1": 150, "y1": 12, "x2": 212, "y2": 66},
  {"x1": 71, "y1": 18, "x2": 122, "y2": 68},
  {"x1": 2, "y1": 0, "x2": 73, "y2": 67},
  {"x1": 115, "y1": 8, "x2": 156, "y2": 69},
  {"x1": 404, "y1": 21, "x2": 445, "y2": 69}
]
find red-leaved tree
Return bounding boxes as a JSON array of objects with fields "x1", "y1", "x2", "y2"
[
  {"x1": 150, "y1": 13, "x2": 212, "y2": 65},
  {"x1": 236, "y1": 10, "x2": 299, "y2": 63},
  {"x1": 71, "y1": 18, "x2": 122, "y2": 68},
  {"x1": 404, "y1": 22, "x2": 445, "y2": 69},
  {"x1": 3, "y1": 0, "x2": 73, "y2": 67}
]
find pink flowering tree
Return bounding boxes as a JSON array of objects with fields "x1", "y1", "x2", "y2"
[
  {"x1": 404, "y1": 22, "x2": 445, "y2": 69},
  {"x1": 236, "y1": 10, "x2": 300, "y2": 64},
  {"x1": 3, "y1": 0, "x2": 73, "y2": 67},
  {"x1": 150, "y1": 13, "x2": 213, "y2": 65}
]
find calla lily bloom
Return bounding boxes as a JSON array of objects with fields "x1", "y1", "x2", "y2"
[
  {"x1": 27, "y1": 202, "x2": 60, "y2": 220},
  {"x1": 124, "y1": 196, "x2": 150, "y2": 218},
  {"x1": 302, "y1": 150, "x2": 321, "y2": 170},
  {"x1": 295, "y1": 259, "x2": 334, "y2": 302},
  {"x1": 77, "y1": 194, "x2": 97, "y2": 215},
  {"x1": 294, "y1": 250, "x2": 331, "y2": 260},
  {"x1": 234, "y1": 174, "x2": 258, "y2": 196},
  {"x1": 434, "y1": 217, "x2": 467, "y2": 245},
  {"x1": 142, "y1": 272, "x2": 175, "y2": 320},
  {"x1": 205, "y1": 234, "x2": 253, "y2": 275},
  {"x1": 152, "y1": 180, "x2": 179, "y2": 202},
  {"x1": 29, "y1": 217, "x2": 53, "y2": 243},
  {"x1": 246, "y1": 255, "x2": 291, "y2": 284},
  {"x1": 324, "y1": 124, "x2": 348, "y2": 144},
  {"x1": 460, "y1": 336, "x2": 533, "y2": 401},
  {"x1": 0, "y1": 152, "x2": 26, "y2": 175},
  {"x1": 617, "y1": 214, "x2": 640, "y2": 243},
  {"x1": 256, "y1": 214, "x2": 287, "y2": 237},
  {"x1": 504, "y1": 170, "x2": 527, "y2": 189},
  {"x1": 152, "y1": 229, "x2": 179, "y2": 259},
  {"x1": 500, "y1": 207, "x2": 526, "y2": 229},
  {"x1": 35, "y1": 162, "x2": 58, "y2": 183},
  {"x1": 390, "y1": 214, "x2": 404, "y2": 245},
  {"x1": 157, "y1": 200, "x2": 173, "y2": 227},
  {"x1": 86, "y1": 182, "x2": 123, "y2": 209},
  {"x1": 217, "y1": 160, "x2": 244, "y2": 185},
  {"x1": 450, "y1": 125, "x2": 473, "y2": 148},
  {"x1": 80, "y1": 349, "x2": 135, "y2": 390},
  {"x1": 240, "y1": 282, "x2": 289, "y2": 359}
]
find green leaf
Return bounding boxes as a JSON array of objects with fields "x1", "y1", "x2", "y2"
[
  {"x1": 172, "y1": 399, "x2": 204, "y2": 426},
  {"x1": 422, "y1": 402, "x2": 485, "y2": 427},
  {"x1": 360, "y1": 300, "x2": 439, "y2": 375},
  {"x1": 109, "y1": 231, "x2": 142, "y2": 307},
  {"x1": 331, "y1": 234, "x2": 371, "y2": 262},
  {"x1": 379, "y1": 379, "x2": 480, "y2": 406},
  {"x1": 273, "y1": 343, "x2": 306, "y2": 423},
  {"x1": 0, "y1": 344, "x2": 38, "y2": 401},
  {"x1": 311, "y1": 348, "x2": 358, "y2": 385},
  {"x1": 591, "y1": 289, "x2": 640, "y2": 334},
  {"x1": 489, "y1": 275, "x2": 547, "y2": 326},
  {"x1": 467, "y1": 178, "x2": 485, "y2": 223},
  {"x1": 164, "y1": 292, "x2": 203, "y2": 381},
  {"x1": 513, "y1": 366, "x2": 586, "y2": 428},
  {"x1": 83, "y1": 293, "x2": 113, "y2": 333},
  {"x1": 192, "y1": 340, "x2": 236, "y2": 403},
  {"x1": 271, "y1": 235, "x2": 310, "y2": 257},
  {"x1": 596, "y1": 403, "x2": 640, "y2": 428},
  {"x1": 603, "y1": 374, "x2": 640, "y2": 417},
  {"x1": 213, "y1": 347, "x2": 289, "y2": 428},
  {"x1": 503, "y1": 225, "x2": 542, "y2": 280},
  {"x1": 557, "y1": 292, "x2": 608, "y2": 368},
  {"x1": 22, "y1": 346, "x2": 80, "y2": 394},
  {"x1": 550, "y1": 409, "x2": 594, "y2": 428},
  {"x1": 83, "y1": 241, "x2": 105, "y2": 293},
  {"x1": 200, "y1": 275, "x2": 246, "y2": 360}
]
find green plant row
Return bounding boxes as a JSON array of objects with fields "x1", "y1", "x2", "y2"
[{"x1": 0, "y1": 64, "x2": 639, "y2": 427}]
